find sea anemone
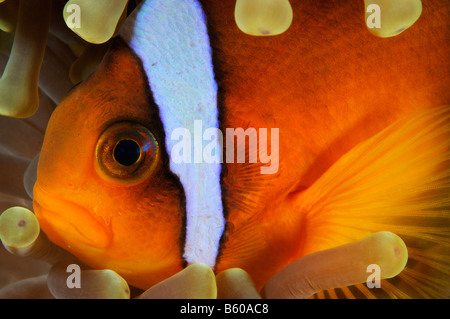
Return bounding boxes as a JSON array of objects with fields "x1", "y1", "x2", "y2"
[{"x1": 0, "y1": 0, "x2": 448, "y2": 299}]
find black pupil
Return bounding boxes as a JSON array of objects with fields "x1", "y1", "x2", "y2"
[{"x1": 114, "y1": 140, "x2": 141, "y2": 166}]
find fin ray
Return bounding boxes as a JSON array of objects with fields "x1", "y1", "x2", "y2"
[{"x1": 295, "y1": 106, "x2": 450, "y2": 298}]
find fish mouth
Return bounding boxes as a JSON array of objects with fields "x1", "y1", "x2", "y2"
[{"x1": 33, "y1": 183, "x2": 111, "y2": 249}]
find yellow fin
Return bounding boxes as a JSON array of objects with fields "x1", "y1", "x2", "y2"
[{"x1": 296, "y1": 106, "x2": 450, "y2": 298}]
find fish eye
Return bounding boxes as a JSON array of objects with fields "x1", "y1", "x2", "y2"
[
  {"x1": 95, "y1": 122, "x2": 159, "y2": 185},
  {"x1": 114, "y1": 139, "x2": 141, "y2": 166}
]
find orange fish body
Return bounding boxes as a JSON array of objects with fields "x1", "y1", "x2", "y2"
[
  {"x1": 205, "y1": 0, "x2": 450, "y2": 289},
  {"x1": 34, "y1": 42, "x2": 188, "y2": 286},
  {"x1": 33, "y1": 0, "x2": 450, "y2": 296}
]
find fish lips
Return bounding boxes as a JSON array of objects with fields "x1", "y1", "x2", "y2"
[{"x1": 33, "y1": 183, "x2": 111, "y2": 249}]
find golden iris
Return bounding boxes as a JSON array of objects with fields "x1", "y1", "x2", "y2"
[{"x1": 95, "y1": 121, "x2": 159, "y2": 185}]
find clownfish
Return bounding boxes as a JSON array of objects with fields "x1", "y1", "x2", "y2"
[{"x1": 33, "y1": 0, "x2": 450, "y2": 297}]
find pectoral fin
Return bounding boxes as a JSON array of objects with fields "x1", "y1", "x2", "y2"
[{"x1": 294, "y1": 105, "x2": 449, "y2": 298}]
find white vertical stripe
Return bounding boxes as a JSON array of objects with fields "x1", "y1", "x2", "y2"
[{"x1": 120, "y1": 0, "x2": 224, "y2": 267}]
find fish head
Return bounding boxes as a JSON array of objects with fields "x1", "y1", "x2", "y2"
[
  {"x1": 34, "y1": 0, "x2": 229, "y2": 290},
  {"x1": 33, "y1": 40, "x2": 186, "y2": 288}
]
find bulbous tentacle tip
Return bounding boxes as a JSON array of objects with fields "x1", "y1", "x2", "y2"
[
  {"x1": 0, "y1": 206, "x2": 40, "y2": 252},
  {"x1": 0, "y1": 275, "x2": 54, "y2": 299},
  {"x1": 369, "y1": 231, "x2": 408, "y2": 279},
  {"x1": 261, "y1": 231, "x2": 408, "y2": 299},
  {"x1": 216, "y1": 268, "x2": 261, "y2": 299},
  {"x1": 235, "y1": 0, "x2": 293, "y2": 36},
  {"x1": 0, "y1": 0, "x2": 19, "y2": 33},
  {"x1": 138, "y1": 263, "x2": 217, "y2": 299},
  {"x1": 48, "y1": 261, "x2": 130, "y2": 299},
  {"x1": 63, "y1": 0, "x2": 129, "y2": 44},
  {"x1": 364, "y1": 0, "x2": 422, "y2": 38},
  {"x1": 0, "y1": 205, "x2": 75, "y2": 263}
]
